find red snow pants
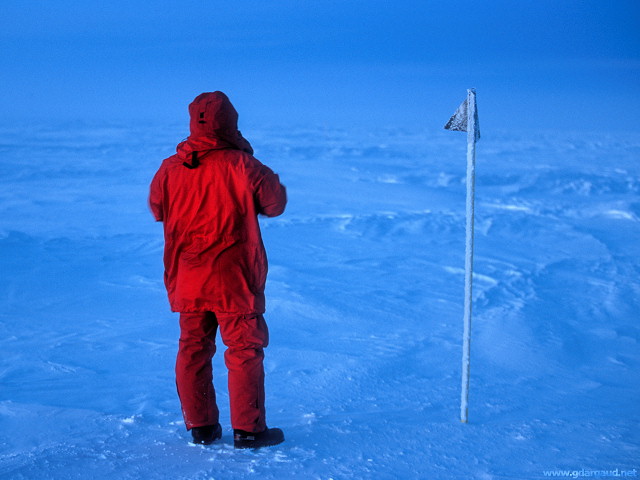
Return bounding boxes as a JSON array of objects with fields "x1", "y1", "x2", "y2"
[{"x1": 175, "y1": 312, "x2": 269, "y2": 432}]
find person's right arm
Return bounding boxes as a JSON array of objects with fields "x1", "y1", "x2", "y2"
[{"x1": 252, "y1": 163, "x2": 287, "y2": 218}]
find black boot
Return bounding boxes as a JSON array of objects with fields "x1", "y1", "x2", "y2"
[
  {"x1": 191, "y1": 423, "x2": 222, "y2": 445},
  {"x1": 233, "y1": 427, "x2": 285, "y2": 449}
]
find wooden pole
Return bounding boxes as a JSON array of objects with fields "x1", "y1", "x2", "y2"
[{"x1": 460, "y1": 88, "x2": 477, "y2": 423}]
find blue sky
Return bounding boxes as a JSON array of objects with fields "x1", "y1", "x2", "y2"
[{"x1": 1, "y1": 0, "x2": 639, "y2": 132}]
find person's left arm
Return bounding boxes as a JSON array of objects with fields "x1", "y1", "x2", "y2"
[{"x1": 149, "y1": 165, "x2": 166, "y2": 222}]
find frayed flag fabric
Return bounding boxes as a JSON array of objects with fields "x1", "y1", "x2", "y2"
[
  {"x1": 445, "y1": 88, "x2": 480, "y2": 424},
  {"x1": 445, "y1": 89, "x2": 480, "y2": 141}
]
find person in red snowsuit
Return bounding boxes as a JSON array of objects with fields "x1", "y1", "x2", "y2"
[{"x1": 149, "y1": 92, "x2": 287, "y2": 448}]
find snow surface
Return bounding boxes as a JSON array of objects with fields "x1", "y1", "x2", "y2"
[{"x1": 0, "y1": 122, "x2": 639, "y2": 479}]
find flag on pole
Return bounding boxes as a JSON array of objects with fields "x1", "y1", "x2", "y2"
[
  {"x1": 445, "y1": 88, "x2": 479, "y2": 424},
  {"x1": 445, "y1": 90, "x2": 480, "y2": 140}
]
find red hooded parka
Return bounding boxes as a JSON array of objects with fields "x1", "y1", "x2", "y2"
[{"x1": 149, "y1": 92, "x2": 287, "y2": 314}]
